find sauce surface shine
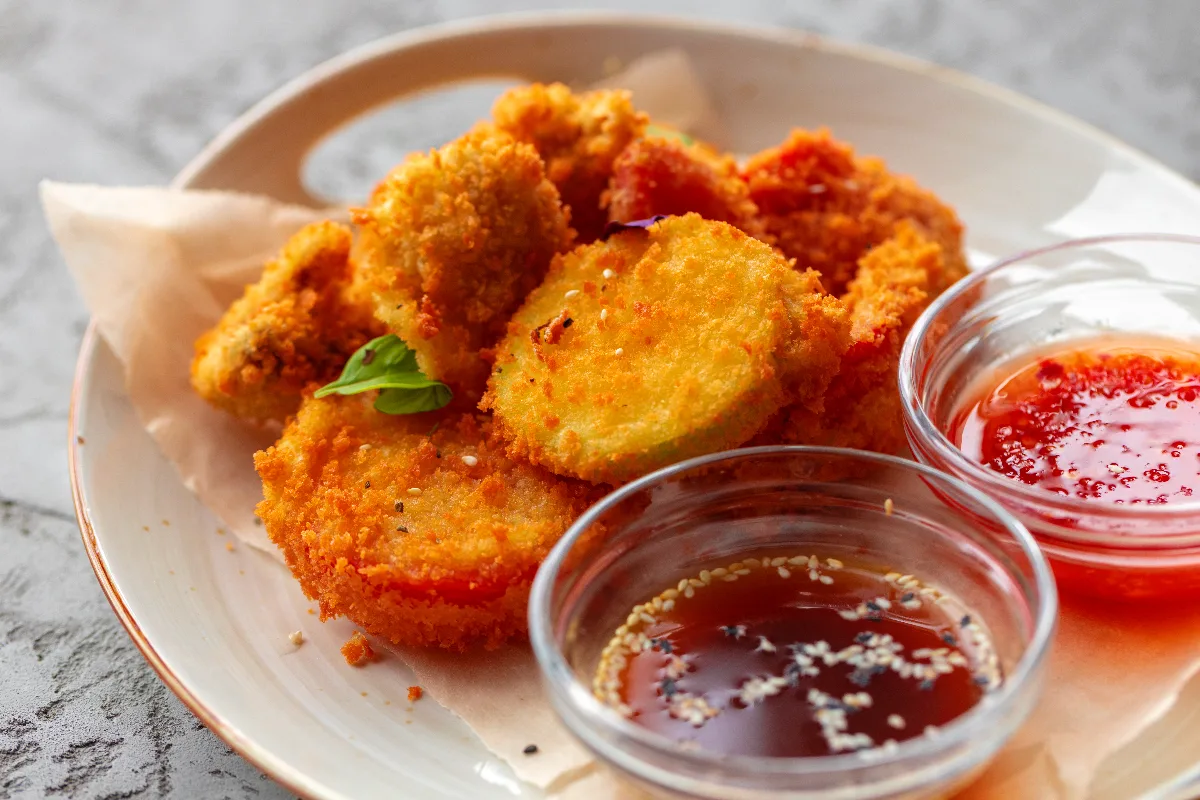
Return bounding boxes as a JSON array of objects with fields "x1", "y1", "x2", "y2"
[
  {"x1": 593, "y1": 554, "x2": 997, "y2": 758},
  {"x1": 952, "y1": 338, "x2": 1200, "y2": 505}
]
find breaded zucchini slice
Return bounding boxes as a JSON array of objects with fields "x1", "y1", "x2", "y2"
[
  {"x1": 190, "y1": 221, "x2": 382, "y2": 424},
  {"x1": 255, "y1": 394, "x2": 595, "y2": 651},
  {"x1": 483, "y1": 213, "x2": 810, "y2": 483},
  {"x1": 353, "y1": 125, "x2": 574, "y2": 399},
  {"x1": 492, "y1": 83, "x2": 648, "y2": 242}
]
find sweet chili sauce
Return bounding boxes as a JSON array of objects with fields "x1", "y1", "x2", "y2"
[
  {"x1": 593, "y1": 554, "x2": 999, "y2": 757},
  {"x1": 951, "y1": 337, "x2": 1200, "y2": 506}
]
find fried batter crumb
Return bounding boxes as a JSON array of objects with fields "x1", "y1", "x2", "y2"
[
  {"x1": 342, "y1": 631, "x2": 375, "y2": 666},
  {"x1": 407, "y1": 685, "x2": 423, "y2": 702},
  {"x1": 288, "y1": 630, "x2": 305, "y2": 647}
]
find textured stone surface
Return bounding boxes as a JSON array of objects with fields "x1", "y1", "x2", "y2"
[{"x1": 2, "y1": 1, "x2": 1198, "y2": 797}]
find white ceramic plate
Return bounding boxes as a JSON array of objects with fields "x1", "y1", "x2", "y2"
[{"x1": 70, "y1": 12, "x2": 1200, "y2": 800}]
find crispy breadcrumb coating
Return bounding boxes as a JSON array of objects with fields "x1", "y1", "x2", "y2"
[
  {"x1": 254, "y1": 394, "x2": 595, "y2": 650},
  {"x1": 493, "y1": 83, "x2": 648, "y2": 242},
  {"x1": 191, "y1": 221, "x2": 382, "y2": 423},
  {"x1": 353, "y1": 126, "x2": 574, "y2": 400},
  {"x1": 778, "y1": 224, "x2": 956, "y2": 453},
  {"x1": 341, "y1": 631, "x2": 375, "y2": 666},
  {"x1": 483, "y1": 214, "x2": 838, "y2": 484},
  {"x1": 603, "y1": 135, "x2": 767, "y2": 237},
  {"x1": 742, "y1": 128, "x2": 967, "y2": 296}
]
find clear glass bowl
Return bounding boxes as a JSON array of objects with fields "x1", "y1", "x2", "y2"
[
  {"x1": 528, "y1": 447, "x2": 1056, "y2": 800},
  {"x1": 900, "y1": 234, "x2": 1200, "y2": 601}
]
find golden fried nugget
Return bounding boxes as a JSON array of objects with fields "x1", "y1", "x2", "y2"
[
  {"x1": 742, "y1": 128, "x2": 967, "y2": 296},
  {"x1": 777, "y1": 224, "x2": 954, "y2": 454},
  {"x1": 254, "y1": 394, "x2": 595, "y2": 651},
  {"x1": 191, "y1": 221, "x2": 382, "y2": 423},
  {"x1": 493, "y1": 83, "x2": 648, "y2": 241},
  {"x1": 603, "y1": 135, "x2": 768, "y2": 237},
  {"x1": 353, "y1": 126, "x2": 574, "y2": 400},
  {"x1": 483, "y1": 214, "x2": 838, "y2": 484}
]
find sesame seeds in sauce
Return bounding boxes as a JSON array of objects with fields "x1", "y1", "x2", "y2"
[{"x1": 593, "y1": 554, "x2": 999, "y2": 758}]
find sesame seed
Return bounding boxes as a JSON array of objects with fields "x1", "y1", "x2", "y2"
[
  {"x1": 565, "y1": 289, "x2": 580, "y2": 299},
  {"x1": 888, "y1": 714, "x2": 905, "y2": 729},
  {"x1": 407, "y1": 487, "x2": 422, "y2": 496},
  {"x1": 359, "y1": 443, "x2": 372, "y2": 451},
  {"x1": 288, "y1": 631, "x2": 305, "y2": 646},
  {"x1": 461, "y1": 455, "x2": 478, "y2": 467},
  {"x1": 884, "y1": 498, "x2": 894, "y2": 516},
  {"x1": 603, "y1": 269, "x2": 615, "y2": 279},
  {"x1": 826, "y1": 558, "x2": 844, "y2": 569},
  {"x1": 778, "y1": 566, "x2": 791, "y2": 578},
  {"x1": 614, "y1": 348, "x2": 624, "y2": 355},
  {"x1": 809, "y1": 184, "x2": 827, "y2": 194},
  {"x1": 600, "y1": 308, "x2": 608, "y2": 320}
]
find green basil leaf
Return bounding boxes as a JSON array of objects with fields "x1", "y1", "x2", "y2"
[
  {"x1": 315, "y1": 334, "x2": 453, "y2": 415},
  {"x1": 374, "y1": 384, "x2": 454, "y2": 415}
]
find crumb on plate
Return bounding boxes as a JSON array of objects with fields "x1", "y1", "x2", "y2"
[{"x1": 342, "y1": 630, "x2": 375, "y2": 666}]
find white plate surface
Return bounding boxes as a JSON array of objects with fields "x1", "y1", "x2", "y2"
[{"x1": 69, "y1": 12, "x2": 1200, "y2": 800}]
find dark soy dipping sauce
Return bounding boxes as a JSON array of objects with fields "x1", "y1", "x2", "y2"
[{"x1": 594, "y1": 555, "x2": 998, "y2": 758}]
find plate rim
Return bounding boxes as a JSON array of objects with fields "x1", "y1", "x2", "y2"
[{"x1": 67, "y1": 11, "x2": 1200, "y2": 799}]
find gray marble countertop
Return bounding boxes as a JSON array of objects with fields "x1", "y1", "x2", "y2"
[{"x1": 3, "y1": 1, "x2": 1199, "y2": 797}]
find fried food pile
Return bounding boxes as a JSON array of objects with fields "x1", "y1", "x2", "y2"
[{"x1": 191, "y1": 84, "x2": 968, "y2": 651}]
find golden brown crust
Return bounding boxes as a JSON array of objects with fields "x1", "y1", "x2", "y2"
[
  {"x1": 775, "y1": 223, "x2": 955, "y2": 454},
  {"x1": 482, "y1": 214, "x2": 839, "y2": 484},
  {"x1": 603, "y1": 135, "x2": 767, "y2": 238},
  {"x1": 190, "y1": 221, "x2": 383, "y2": 424},
  {"x1": 493, "y1": 83, "x2": 648, "y2": 242},
  {"x1": 742, "y1": 128, "x2": 967, "y2": 296},
  {"x1": 353, "y1": 126, "x2": 574, "y2": 400},
  {"x1": 254, "y1": 394, "x2": 595, "y2": 650},
  {"x1": 341, "y1": 631, "x2": 375, "y2": 666}
]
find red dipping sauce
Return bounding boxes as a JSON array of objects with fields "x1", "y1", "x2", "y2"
[
  {"x1": 952, "y1": 340, "x2": 1200, "y2": 506},
  {"x1": 948, "y1": 336, "x2": 1200, "y2": 600}
]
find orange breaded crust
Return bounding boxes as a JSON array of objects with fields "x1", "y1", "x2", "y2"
[
  {"x1": 742, "y1": 128, "x2": 967, "y2": 296},
  {"x1": 255, "y1": 395, "x2": 597, "y2": 650},
  {"x1": 353, "y1": 126, "x2": 574, "y2": 399},
  {"x1": 493, "y1": 83, "x2": 648, "y2": 242},
  {"x1": 341, "y1": 631, "x2": 375, "y2": 666},
  {"x1": 603, "y1": 135, "x2": 767, "y2": 238},
  {"x1": 777, "y1": 223, "x2": 953, "y2": 454},
  {"x1": 483, "y1": 214, "x2": 839, "y2": 484},
  {"x1": 191, "y1": 221, "x2": 383, "y2": 423}
]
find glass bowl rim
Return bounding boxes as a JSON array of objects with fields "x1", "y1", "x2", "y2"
[
  {"x1": 528, "y1": 445, "x2": 1058, "y2": 783},
  {"x1": 899, "y1": 232, "x2": 1200, "y2": 530}
]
